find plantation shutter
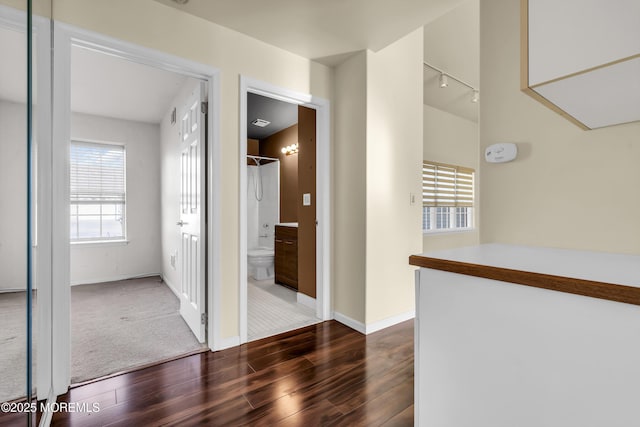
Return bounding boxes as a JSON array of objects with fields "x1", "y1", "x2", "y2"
[
  {"x1": 70, "y1": 141, "x2": 125, "y2": 205},
  {"x1": 422, "y1": 161, "x2": 474, "y2": 208}
]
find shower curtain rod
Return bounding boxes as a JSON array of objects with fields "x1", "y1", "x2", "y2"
[{"x1": 247, "y1": 155, "x2": 279, "y2": 161}]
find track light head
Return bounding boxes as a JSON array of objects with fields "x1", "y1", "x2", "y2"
[{"x1": 439, "y1": 73, "x2": 448, "y2": 88}]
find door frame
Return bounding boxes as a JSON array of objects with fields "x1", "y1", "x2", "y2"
[
  {"x1": 51, "y1": 22, "x2": 222, "y2": 396},
  {"x1": 238, "y1": 76, "x2": 332, "y2": 344}
]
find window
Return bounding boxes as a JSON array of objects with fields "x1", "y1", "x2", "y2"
[
  {"x1": 70, "y1": 141, "x2": 126, "y2": 242},
  {"x1": 422, "y1": 161, "x2": 474, "y2": 233}
]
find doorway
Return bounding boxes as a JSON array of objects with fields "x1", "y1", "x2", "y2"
[
  {"x1": 52, "y1": 23, "x2": 221, "y2": 394},
  {"x1": 67, "y1": 45, "x2": 208, "y2": 384},
  {"x1": 239, "y1": 78, "x2": 331, "y2": 344}
]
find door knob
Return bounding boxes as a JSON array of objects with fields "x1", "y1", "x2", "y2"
[{"x1": 176, "y1": 220, "x2": 188, "y2": 226}]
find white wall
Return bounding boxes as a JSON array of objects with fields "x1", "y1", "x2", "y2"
[
  {"x1": 0, "y1": 100, "x2": 27, "y2": 291},
  {"x1": 70, "y1": 112, "x2": 161, "y2": 284},
  {"x1": 366, "y1": 28, "x2": 424, "y2": 325},
  {"x1": 423, "y1": 104, "x2": 479, "y2": 251},
  {"x1": 52, "y1": 0, "x2": 334, "y2": 340},
  {"x1": 480, "y1": 0, "x2": 640, "y2": 255}
]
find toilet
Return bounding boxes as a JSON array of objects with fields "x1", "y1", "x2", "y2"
[{"x1": 247, "y1": 247, "x2": 275, "y2": 280}]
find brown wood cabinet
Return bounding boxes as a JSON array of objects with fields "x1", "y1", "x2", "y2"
[{"x1": 275, "y1": 225, "x2": 298, "y2": 290}]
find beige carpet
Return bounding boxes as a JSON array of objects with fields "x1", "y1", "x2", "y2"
[
  {"x1": 248, "y1": 278, "x2": 320, "y2": 341},
  {"x1": 70, "y1": 276, "x2": 205, "y2": 384}
]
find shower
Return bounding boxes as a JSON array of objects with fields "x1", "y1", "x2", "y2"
[{"x1": 250, "y1": 156, "x2": 263, "y2": 201}]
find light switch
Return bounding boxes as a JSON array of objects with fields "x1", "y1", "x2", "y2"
[{"x1": 303, "y1": 193, "x2": 311, "y2": 206}]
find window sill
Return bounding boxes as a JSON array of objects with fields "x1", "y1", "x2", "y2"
[
  {"x1": 71, "y1": 240, "x2": 129, "y2": 248},
  {"x1": 423, "y1": 228, "x2": 475, "y2": 236}
]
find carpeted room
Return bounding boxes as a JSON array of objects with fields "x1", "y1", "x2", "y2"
[{"x1": 0, "y1": 42, "x2": 209, "y2": 402}]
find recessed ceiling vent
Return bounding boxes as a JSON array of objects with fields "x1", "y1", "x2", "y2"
[{"x1": 251, "y1": 118, "x2": 271, "y2": 127}]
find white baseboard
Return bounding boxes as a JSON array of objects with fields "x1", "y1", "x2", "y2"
[
  {"x1": 297, "y1": 292, "x2": 316, "y2": 310},
  {"x1": 38, "y1": 390, "x2": 56, "y2": 427},
  {"x1": 0, "y1": 288, "x2": 28, "y2": 293},
  {"x1": 333, "y1": 310, "x2": 415, "y2": 335},
  {"x1": 161, "y1": 275, "x2": 180, "y2": 298},
  {"x1": 365, "y1": 310, "x2": 415, "y2": 334},
  {"x1": 333, "y1": 311, "x2": 366, "y2": 334},
  {"x1": 70, "y1": 272, "x2": 161, "y2": 286},
  {"x1": 217, "y1": 336, "x2": 240, "y2": 351}
]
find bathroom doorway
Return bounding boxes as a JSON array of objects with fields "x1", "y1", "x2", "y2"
[
  {"x1": 238, "y1": 77, "x2": 331, "y2": 344},
  {"x1": 244, "y1": 93, "x2": 319, "y2": 341}
]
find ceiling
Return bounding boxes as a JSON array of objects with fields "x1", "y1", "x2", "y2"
[
  {"x1": 71, "y1": 46, "x2": 190, "y2": 124},
  {"x1": 1, "y1": 1, "x2": 479, "y2": 124},
  {"x1": 153, "y1": 0, "x2": 466, "y2": 64},
  {"x1": 247, "y1": 93, "x2": 297, "y2": 140},
  {"x1": 0, "y1": 25, "x2": 189, "y2": 124}
]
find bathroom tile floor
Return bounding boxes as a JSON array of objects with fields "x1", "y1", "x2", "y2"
[{"x1": 248, "y1": 278, "x2": 320, "y2": 341}]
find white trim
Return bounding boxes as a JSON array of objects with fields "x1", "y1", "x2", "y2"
[
  {"x1": 238, "y1": 76, "x2": 332, "y2": 345},
  {"x1": 70, "y1": 273, "x2": 161, "y2": 286},
  {"x1": 52, "y1": 19, "x2": 73, "y2": 399},
  {"x1": 333, "y1": 310, "x2": 416, "y2": 335},
  {"x1": 38, "y1": 389, "x2": 57, "y2": 427},
  {"x1": 365, "y1": 310, "x2": 415, "y2": 335},
  {"x1": 70, "y1": 240, "x2": 130, "y2": 247},
  {"x1": 296, "y1": 292, "x2": 316, "y2": 311},
  {"x1": 333, "y1": 311, "x2": 366, "y2": 334},
  {"x1": 162, "y1": 275, "x2": 181, "y2": 299},
  {"x1": 219, "y1": 336, "x2": 241, "y2": 350},
  {"x1": 52, "y1": 23, "x2": 222, "y2": 394}
]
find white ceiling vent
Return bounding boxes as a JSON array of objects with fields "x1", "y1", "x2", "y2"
[{"x1": 251, "y1": 118, "x2": 271, "y2": 127}]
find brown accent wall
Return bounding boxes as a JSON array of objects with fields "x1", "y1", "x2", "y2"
[
  {"x1": 297, "y1": 106, "x2": 317, "y2": 299},
  {"x1": 247, "y1": 138, "x2": 259, "y2": 165},
  {"x1": 259, "y1": 125, "x2": 299, "y2": 223},
  {"x1": 247, "y1": 138, "x2": 259, "y2": 156}
]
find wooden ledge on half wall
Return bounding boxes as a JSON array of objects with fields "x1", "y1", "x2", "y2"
[{"x1": 409, "y1": 243, "x2": 640, "y2": 307}]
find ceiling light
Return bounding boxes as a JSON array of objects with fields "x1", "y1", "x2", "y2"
[
  {"x1": 251, "y1": 118, "x2": 270, "y2": 127},
  {"x1": 172, "y1": 0, "x2": 189, "y2": 4},
  {"x1": 471, "y1": 90, "x2": 479, "y2": 103},
  {"x1": 439, "y1": 73, "x2": 448, "y2": 88}
]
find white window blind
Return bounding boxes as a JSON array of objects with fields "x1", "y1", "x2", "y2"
[
  {"x1": 422, "y1": 161, "x2": 474, "y2": 208},
  {"x1": 422, "y1": 161, "x2": 475, "y2": 232},
  {"x1": 70, "y1": 141, "x2": 126, "y2": 241}
]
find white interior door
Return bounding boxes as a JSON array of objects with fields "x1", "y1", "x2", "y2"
[{"x1": 178, "y1": 82, "x2": 206, "y2": 343}]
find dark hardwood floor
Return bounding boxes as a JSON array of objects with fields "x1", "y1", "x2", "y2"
[{"x1": 44, "y1": 320, "x2": 414, "y2": 426}]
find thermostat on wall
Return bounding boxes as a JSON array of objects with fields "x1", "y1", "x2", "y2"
[{"x1": 485, "y1": 143, "x2": 517, "y2": 163}]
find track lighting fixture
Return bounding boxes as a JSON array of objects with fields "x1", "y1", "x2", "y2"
[{"x1": 425, "y1": 62, "x2": 479, "y2": 103}]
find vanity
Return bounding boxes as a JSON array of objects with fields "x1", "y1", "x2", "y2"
[
  {"x1": 410, "y1": 244, "x2": 640, "y2": 427},
  {"x1": 275, "y1": 224, "x2": 298, "y2": 290}
]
